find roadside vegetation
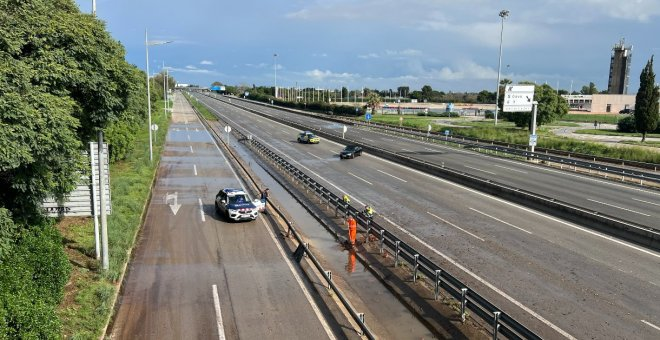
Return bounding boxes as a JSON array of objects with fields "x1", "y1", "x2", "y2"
[
  {"x1": 573, "y1": 129, "x2": 660, "y2": 138},
  {"x1": 562, "y1": 114, "x2": 624, "y2": 124},
  {"x1": 0, "y1": 1, "x2": 173, "y2": 338},
  {"x1": 185, "y1": 93, "x2": 218, "y2": 120}
]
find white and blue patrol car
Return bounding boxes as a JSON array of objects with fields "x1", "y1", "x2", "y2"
[{"x1": 215, "y1": 188, "x2": 259, "y2": 222}]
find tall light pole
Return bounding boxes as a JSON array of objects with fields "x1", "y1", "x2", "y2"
[
  {"x1": 273, "y1": 53, "x2": 278, "y2": 98},
  {"x1": 145, "y1": 29, "x2": 172, "y2": 162},
  {"x1": 494, "y1": 9, "x2": 509, "y2": 125},
  {"x1": 92, "y1": 0, "x2": 96, "y2": 16}
]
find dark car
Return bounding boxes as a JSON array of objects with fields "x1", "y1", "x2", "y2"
[
  {"x1": 340, "y1": 145, "x2": 363, "y2": 159},
  {"x1": 215, "y1": 188, "x2": 259, "y2": 222},
  {"x1": 619, "y1": 108, "x2": 634, "y2": 114}
]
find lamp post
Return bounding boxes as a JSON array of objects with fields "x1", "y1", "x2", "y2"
[
  {"x1": 145, "y1": 29, "x2": 172, "y2": 162},
  {"x1": 494, "y1": 9, "x2": 509, "y2": 125},
  {"x1": 273, "y1": 53, "x2": 278, "y2": 98}
]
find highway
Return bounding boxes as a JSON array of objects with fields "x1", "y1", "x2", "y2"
[
  {"x1": 110, "y1": 94, "x2": 341, "y2": 339},
  {"x1": 209, "y1": 94, "x2": 660, "y2": 230},
  {"x1": 192, "y1": 92, "x2": 660, "y2": 339}
]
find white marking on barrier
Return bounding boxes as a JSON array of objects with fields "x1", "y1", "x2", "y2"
[
  {"x1": 193, "y1": 164, "x2": 198, "y2": 176},
  {"x1": 198, "y1": 198, "x2": 205, "y2": 222},
  {"x1": 631, "y1": 197, "x2": 660, "y2": 207},
  {"x1": 306, "y1": 152, "x2": 323, "y2": 160},
  {"x1": 641, "y1": 320, "x2": 660, "y2": 332},
  {"x1": 587, "y1": 199, "x2": 651, "y2": 216},
  {"x1": 469, "y1": 208, "x2": 532, "y2": 234},
  {"x1": 376, "y1": 169, "x2": 407, "y2": 182},
  {"x1": 212, "y1": 284, "x2": 226, "y2": 340},
  {"x1": 348, "y1": 172, "x2": 373, "y2": 185},
  {"x1": 464, "y1": 165, "x2": 496, "y2": 175},
  {"x1": 426, "y1": 211, "x2": 485, "y2": 241},
  {"x1": 380, "y1": 215, "x2": 576, "y2": 340},
  {"x1": 494, "y1": 164, "x2": 528, "y2": 174}
]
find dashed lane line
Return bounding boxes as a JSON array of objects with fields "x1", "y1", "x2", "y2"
[
  {"x1": 212, "y1": 285, "x2": 226, "y2": 340},
  {"x1": 464, "y1": 165, "x2": 496, "y2": 175},
  {"x1": 469, "y1": 207, "x2": 532, "y2": 234},
  {"x1": 376, "y1": 169, "x2": 408, "y2": 182},
  {"x1": 587, "y1": 199, "x2": 651, "y2": 216},
  {"x1": 348, "y1": 172, "x2": 373, "y2": 185},
  {"x1": 426, "y1": 211, "x2": 485, "y2": 241}
]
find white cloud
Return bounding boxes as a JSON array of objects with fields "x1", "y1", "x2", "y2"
[
  {"x1": 312, "y1": 53, "x2": 328, "y2": 57},
  {"x1": 167, "y1": 66, "x2": 221, "y2": 75},
  {"x1": 385, "y1": 49, "x2": 422, "y2": 57},
  {"x1": 304, "y1": 69, "x2": 358, "y2": 81},
  {"x1": 245, "y1": 63, "x2": 269, "y2": 68},
  {"x1": 200, "y1": 60, "x2": 214, "y2": 65},
  {"x1": 185, "y1": 65, "x2": 198, "y2": 69},
  {"x1": 358, "y1": 53, "x2": 380, "y2": 59}
]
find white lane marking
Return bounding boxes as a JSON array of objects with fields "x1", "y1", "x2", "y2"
[
  {"x1": 650, "y1": 281, "x2": 659, "y2": 287},
  {"x1": 348, "y1": 172, "x2": 373, "y2": 185},
  {"x1": 641, "y1": 320, "x2": 660, "y2": 332},
  {"x1": 494, "y1": 164, "x2": 528, "y2": 174},
  {"x1": 380, "y1": 215, "x2": 576, "y2": 340},
  {"x1": 426, "y1": 211, "x2": 485, "y2": 241},
  {"x1": 587, "y1": 199, "x2": 651, "y2": 216},
  {"x1": 280, "y1": 129, "x2": 288, "y2": 134},
  {"x1": 185, "y1": 119, "x2": 188, "y2": 124},
  {"x1": 464, "y1": 165, "x2": 496, "y2": 175},
  {"x1": 306, "y1": 152, "x2": 323, "y2": 160},
  {"x1": 193, "y1": 164, "x2": 198, "y2": 176},
  {"x1": 186, "y1": 127, "x2": 189, "y2": 132},
  {"x1": 469, "y1": 208, "x2": 532, "y2": 234},
  {"x1": 367, "y1": 154, "x2": 660, "y2": 259},
  {"x1": 376, "y1": 169, "x2": 407, "y2": 182},
  {"x1": 401, "y1": 148, "x2": 414, "y2": 152},
  {"x1": 363, "y1": 138, "x2": 375, "y2": 143},
  {"x1": 258, "y1": 203, "x2": 338, "y2": 340},
  {"x1": 424, "y1": 147, "x2": 437, "y2": 151},
  {"x1": 190, "y1": 145, "x2": 194, "y2": 153},
  {"x1": 198, "y1": 198, "x2": 206, "y2": 222},
  {"x1": 631, "y1": 197, "x2": 660, "y2": 207},
  {"x1": 212, "y1": 285, "x2": 226, "y2": 340},
  {"x1": 187, "y1": 134, "x2": 191, "y2": 141}
]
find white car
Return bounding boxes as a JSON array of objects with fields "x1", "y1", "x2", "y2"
[{"x1": 215, "y1": 188, "x2": 259, "y2": 222}]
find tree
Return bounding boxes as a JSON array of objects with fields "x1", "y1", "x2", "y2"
[
  {"x1": 634, "y1": 56, "x2": 660, "y2": 142},
  {"x1": 580, "y1": 82, "x2": 598, "y2": 95},
  {"x1": 421, "y1": 85, "x2": 433, "y2": 101},
  {"x1": 397, "y1": 86, "x2": 409, "y2": 98},
  {"x1": 341, "y1": 86, "x2": 348, "y2": 100},
  {"x1": 503, "y1": 83, "x2": 569, "y2": 129},
  {"x1": 477, "y1": 90, "x2": 495, "y2": 103},
  {"x1": 366, "y1": 92, "x2": 382, "y2": 115}
]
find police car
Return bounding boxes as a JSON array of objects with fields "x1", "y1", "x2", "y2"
[
  {"x1": 215, "y1": 188, "x2": 259, "y2": 222},
  {"x1": 297, "y1": 131, "x2": 320, "y2": 144}
]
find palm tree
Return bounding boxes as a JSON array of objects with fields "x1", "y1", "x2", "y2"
[{"x1": 366, "y1": 92, "x2": 382, "y2": 115}]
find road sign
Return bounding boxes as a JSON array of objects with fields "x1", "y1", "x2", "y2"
[
  {"x1": 224, "y1": 125, "x2": 232, "y2": 133},
  {"x1": 342, "y1": 125, "x2": 347, "y2": 133},
  {"x1": 529, "y1": 134, "x2": 538, "y2": 146},
  {"x1": 151, "y1": 124, "x2": 158, "y2": 131},
  {"x1": 444, "y1": 130, "x2": 450, "y2": 136},
  {"x1": 365, "y1": 113, "x2": 372, "y2": 121},
  {"x1": 427, "y1": 124, "x2": 432, "y2": 132},
  {"x1": 503, "y1": 85, "x2": 535, "y2": 112}
]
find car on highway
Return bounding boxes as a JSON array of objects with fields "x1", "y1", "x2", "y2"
[
  {"x1": 215, "y1": 188, "x2": 259, "y2": 222},
  {"x1": 340, "y1": 145, "x2": 363, "y2": 159},
  {"x1": 297, "y1": 131, "x2": 320, "y2": 144}
]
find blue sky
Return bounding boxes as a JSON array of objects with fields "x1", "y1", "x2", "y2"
[{"x1": 75, "y1": 0, "x2": 660, "y2": 93}]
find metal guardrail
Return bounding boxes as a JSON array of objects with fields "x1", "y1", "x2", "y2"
[
  {"x1": 186, "y1": 95, "x2": 376, "y2": 339},
  {"x1": 216, "y1": 94, "x2": 659, "y2": 185},
  {"x1": 236, "y1": 122, "x2": 542, "y2": 340}
]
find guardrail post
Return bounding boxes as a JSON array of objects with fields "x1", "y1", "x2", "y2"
[
  {"x1": 379, "y1": 230, "x2": 385, "y2": 254},
  {"x1": 304, "y1": 242, "x2": 309, "y2": 257},
  {"x1": 344, "y1": 203, "x2": 348, "y2": 218},
  {"x1": 492, "y1": 311, "x2": 501, "y2": 340},
  {"x1": 324, "y1": 270, "x2": 332, "y2": 290},
  {"x1": 413, "y1": 254, "x2": 420, "y2": 282},
  {"x1": 460, "y1": 288, "x2": 468, "y2": 322},
  {"x1": 286, "y1": 221, "x2": 292, "y2": 238},
  {"x1": 357, "y1": 313, "x2": 365, "y2": 336},
  {"x1": 434, "y1": 270, "x2": 442, "y2": 300},
  {"x1": 394, "y1": 241, "x2": 400, "y2": 267}
]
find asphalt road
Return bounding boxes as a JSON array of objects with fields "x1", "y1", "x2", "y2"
[
  {"x1": 210, "y1": 94, "x2": 660, "y2": 230},
  {"x1": 192, "y1": 93, "x2": 660, "y2": 339},
  {"x1": 109, "y1": 94, "x2": 339, "y2": 339}
]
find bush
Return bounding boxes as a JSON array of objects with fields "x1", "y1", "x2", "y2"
[
  {"x1": 484, "y1": 110, "x2": 494, "y2": 119},
  {"x1": 0, "y1": 223, "x2": 70, "y2": 338},
  {"x1": 416, "y1": 111, "x2": 459, "y2": 117},
  {"x1": 617, "y1": 115, "x2": 636, "y2": 133}
]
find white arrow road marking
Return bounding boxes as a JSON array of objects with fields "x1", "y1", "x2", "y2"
[
  {"x1": 165, "y1": 192, "x2": 181, "y2": 215},
  {"x1": 198, "y1": 198, "x2": 206, "y2": 222}
]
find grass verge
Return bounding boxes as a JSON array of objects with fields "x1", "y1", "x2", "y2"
[
  {"x1": 56, "y1": 100, "x2": 171, "y2": 339},
  {"x1": 184, "y1": 92, "x2": 217, "y2": 121},
  {"x1": 620, "y1": 141, "x2": 660, "y2": 148},
  {"x1": 573, "y1": 129, "x2": 660, "y2": 138},
  {"x1": 563, "y1": 113, "x2": 624, "y2": 124}
]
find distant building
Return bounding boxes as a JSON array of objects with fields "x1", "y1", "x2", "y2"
[
  {"x1": 607, "y1": 39, "x2": 632, "y2": 94},
  {"x1": 562, "y1": 94, "x2": 635, "y2": 113}
]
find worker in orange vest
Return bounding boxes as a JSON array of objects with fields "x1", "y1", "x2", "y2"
[{"x1": 347, "y1": 214, "x2": 357, "y2": 246}]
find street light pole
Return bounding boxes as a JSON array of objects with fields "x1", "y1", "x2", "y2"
[
  {"x1": 273, "y1": 53, "x2": 278, "y2": 98},
  {"x1": 494, "y1": 9, "x2": 509, "y2": 125},
  {"x1": 145, "y1": 30, "x2": 172, "y2": 162}
]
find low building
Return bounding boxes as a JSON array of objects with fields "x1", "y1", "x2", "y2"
[{"x1": 562, "y1": 94, "x2": 635, "y2": 113}]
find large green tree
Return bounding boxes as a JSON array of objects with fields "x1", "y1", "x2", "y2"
[
  {"x1": 634, "y1": 56, "x2": 660, "y2": 142},
  {"x1": 580, "y1": 82, "x2": 598, "y2": 95}
]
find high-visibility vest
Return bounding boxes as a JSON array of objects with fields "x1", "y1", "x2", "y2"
[{"x1": 343, "y1": 195, "x2": 350, "y2": 204}]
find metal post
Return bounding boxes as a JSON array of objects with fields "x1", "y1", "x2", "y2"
[
  {"x1": 460, "y1": 288, "x2": 468, "y2": 322},
  {"x1": 98, "y1": 131, "x2": 109, "y2": 270},
  {"x1": 413, "y1": 254, "x2": 420, "y2": 282},
  {"x1": 493, "y1": 311, "x2": 501, "y2": 340},
  {"x1": 379, "y1": 229, "x2": 385, "y2": 254},
  {"x1": 394, "y1": 241, "x2": 400, "y2": 267},
  {"x1": 145, "y1": 29, "x2": 153, "y2": 162},
  {"x1": 90, "y1": 143, "x2": 100, "y2": 259},
  {"x1": 494, "y1": 10, "x2": 509, "y2": 125},
  {"x1": 324, "y1": 270, "x2": 332, "y2": 289},
  {"x1": 434, "y1": 270, "x2": 442, "y2": 300},
  {"x1": 530, "y1": 102, "x2": 538, "y2": 153}
]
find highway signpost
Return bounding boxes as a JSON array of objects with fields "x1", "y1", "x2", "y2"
[
  {"x1": 224, "y1": 125, "x2": 231, "y2": 143},
  {"x1": 365, "y1": 113, "x2": 372, "y2": 122},
  {"x1": 504, "y1": 85, "x2": 538, "y2": 153},
  {"x1": 342, "y1": 125, "x2": 347, "y2": 139}
]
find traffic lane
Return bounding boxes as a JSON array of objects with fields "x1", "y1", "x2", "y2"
[
  {"x1": 221, "y1": 97, "x2": 659, "y2": 228},
  {"x1": 111, "y1": 99, "x2": 335, "y2": 339},
  {"x1": 199, "y1": 98, "x2": 660, "y2": 338}
]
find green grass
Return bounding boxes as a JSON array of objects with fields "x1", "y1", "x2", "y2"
[
  {"x1": 620, "y1": 141, "x2": 660, "y2": 148},
  {"x1": 184, "y1": 92, "x2": 217, "y2": 121},
  {"x1": 57, "y1": 100, "x2": 171, "y2": 339},
  {"x1": 573, "y1": 129, "x2": 660, "y2": 138},
  {"x1": 546, "y1": 122, "x2": 581, "y2": 127},
  {"x1": 562, "y1": 114, "x2": 624, "y2": 124}
]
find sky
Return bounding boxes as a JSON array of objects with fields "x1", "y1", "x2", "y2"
[{"x1": 74, "y1": 0, "x2": 660, "y2": 93}]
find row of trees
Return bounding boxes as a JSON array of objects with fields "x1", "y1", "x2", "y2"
[{"x1": 0, "y1": 0, "x2": 165, "y2": 337}]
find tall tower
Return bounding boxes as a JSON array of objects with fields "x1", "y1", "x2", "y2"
[{"x1": 607, "y1": 38, "x2": 632, "y2": 94}]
